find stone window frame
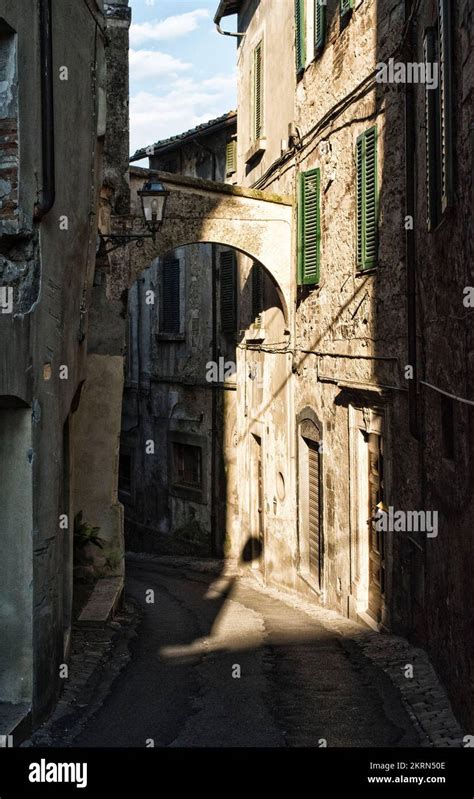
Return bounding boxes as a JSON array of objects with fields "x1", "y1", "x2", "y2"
[
  {"x1": 168, "y1": 431, "x2": 208, "y2": 505},
  {"x1": 348, "y1": 402, "x2": 392, "y2": 631}
]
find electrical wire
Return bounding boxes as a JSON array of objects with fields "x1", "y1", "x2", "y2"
[
  {"x1": 420, "y1": 381, "x2": 474, "y2": 407},
  {"x1": 252, "y1": 0, "x2": 423, "y2": 191}
]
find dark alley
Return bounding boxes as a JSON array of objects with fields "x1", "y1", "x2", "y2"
[{"x1": 31, "y1": 557, "x2": 461, "y2": 749}]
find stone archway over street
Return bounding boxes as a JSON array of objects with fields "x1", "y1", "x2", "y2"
[{"x1": 109, "y1": 171, "x2": 294, "y2": 323}]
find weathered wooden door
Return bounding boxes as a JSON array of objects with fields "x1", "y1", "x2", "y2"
[
  {"x1": 367, "y1": 432, "x2": 385, "y2": 622},
  {"x1": 307, "y1": 440, "x2": 322, "y2": 586},
  {"x1": 255, "y1": 435, "x2": 264, "y2": 570}
]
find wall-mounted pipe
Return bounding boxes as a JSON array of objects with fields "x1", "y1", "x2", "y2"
[
  {"x1": 215, "y1": 22, "x2": 246, "y2": 39},
  {"x1": 34, "y1": 0, "x2": 56, "y2": 221}
]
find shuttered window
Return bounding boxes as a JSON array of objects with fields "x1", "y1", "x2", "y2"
[
  {"x1": 253, "y1": 41, "x2": 264, "y2": 141},
  {"x1": 295, "y1": 0, "x2": 305, "y2": 75},
  {"x1": 424, "y1": 28, "x2": 440, "y2": 231},
  {"x1": 252, "y1": 263, "x2": 264, "y2": 328},
  {"x1": 220, "y1": 250, "x2": 237, "y2": 334},
  {"x1": 173, "y1": 443, "x2": 202, "y2": 489},
  {"x1": 356, "y1": 127, "x2": 378, "y2": 271},
  {"x1": 438, "y1": 0, "x2": 453, "y2": 212},
  {"x1": 298, "y1": 168, "x2": 321, "y2": 285},
  {"x1": 225, "y1": 139, "x2": 237, "y2": 176},
  {"x1": 340, "y1": 0, "x2": 353, "y2": 18},
  {"x1": 314, "y1": 0, "x2": 326, "y2": 54},
  {"x1": 161, "y1": 258, "x2": 180, "y2": 334}
]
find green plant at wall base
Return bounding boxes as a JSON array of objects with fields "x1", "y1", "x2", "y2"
[{"x1": 73, "y1": 511, "x2": 104, "y2": 549}]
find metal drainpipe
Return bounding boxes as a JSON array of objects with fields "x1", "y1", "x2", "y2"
[
  {"x1": 34, "y1": 0, "x2": 56, "y2": 221},
  {"x1": 215, "y1": 21, "x2": 246, "y2": 39},
  {"x1": 405, "y1": 1, "x2": 419, "y2": 440}
]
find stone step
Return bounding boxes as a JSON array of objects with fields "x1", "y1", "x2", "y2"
[
  {"x1": 0, "y1": 702, "x2": 31, "y2": 746},
  {"x1": 78, "y1": 577, "x2": 124, "y2": 626}
]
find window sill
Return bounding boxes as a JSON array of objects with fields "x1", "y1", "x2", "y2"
[
  {"x1": 118, "y1": 489, "x2": 133, "y2": 504},
  {"x1": 245, "y1": 138, "x2": 267, "y2": 165},
  {"x1": 355, "y1": 266, "x2": 377, "y2": 277},
  {"x1": 245, "y1": 327, "x2": 266, "y2": 343},
  {"x1": 169, "y1": 483, "x2": 206, "y2": 505},
  {"x1": 156, "y1": 332, "x2": 185, "y2": 342}
]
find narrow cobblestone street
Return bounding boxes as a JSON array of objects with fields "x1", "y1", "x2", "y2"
[{"x1": 30, "y1": 558, "x2": 462, "y2": 749}]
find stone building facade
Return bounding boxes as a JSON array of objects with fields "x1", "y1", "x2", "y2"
[
  {"x1": 212, "y1": 0, "x2": 473, "y2": 728},
  {"x1": 0, "y1": 0, "x2": 130, "y2": 737},
  {"x1": 122, "y1": 114, "x2": 241, "y2": 556}
]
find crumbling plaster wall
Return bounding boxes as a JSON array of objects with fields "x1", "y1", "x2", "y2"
[
  {"x1": 71, "y1": 0, "x2": 131, "y2": 582},
  {"x1": 0, "y1": 0, "x2": 106, "y2": 724}
]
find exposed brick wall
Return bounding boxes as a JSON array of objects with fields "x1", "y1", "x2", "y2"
[{"x1": 0, "y1": 117, "x2": 18, "y2": 229}]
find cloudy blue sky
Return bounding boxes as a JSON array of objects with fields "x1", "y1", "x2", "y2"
[{"x1": 129, "y1": 0, "x2": 237, "y2": 158}]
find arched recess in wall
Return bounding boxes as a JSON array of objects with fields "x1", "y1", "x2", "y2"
[{"x1": 296, "y1": 408, "x2": 324, "y2": 593}]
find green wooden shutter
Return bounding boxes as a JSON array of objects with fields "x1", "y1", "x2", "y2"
[
  {"x1": 438, "y1": 0, "x2": 453, "y2": 212},
  {"x1": 314, "y1": 0, "x2": 326, "y2": 54},
  {"x1": 298, "y1": 168, "x2": 321, "y2": 285},
  {"x1": 356, "y1": 137, "x2": 364, "y2": 268},
  {"x1": 424, "y1": 28, "x2": 440, "y2": 230},
  {"x1": 340, "y1": 0, "x2": 354, "y2": 18},
  {"x1": 220, "y1": 250, "x2": 237, "y2": 334},
  {"x1": 295, "y1": 0, "x2": 306, "y2": 74},
  {"x1": 162, "y1": 258, "x2": 180, "y2": 333},
  {"x1": 356, "y1": 127, "x2": 378, "y2": 271},
  {"x1": 225, "y1": 140, "x2": 237, "y2": 176},
  {"x1": 253, "y1": 41, "x2": 264, "y2": 140}
]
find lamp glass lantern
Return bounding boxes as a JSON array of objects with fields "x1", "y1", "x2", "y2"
[{"x1": 138, "y1": 180, "x2": 169, "y2": 237}]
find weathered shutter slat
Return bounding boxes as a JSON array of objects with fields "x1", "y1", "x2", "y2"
[
  {"x1": 220, "y1": 250, "x2": 237, "y2": 334},
  {"x1": 295, "y1": 0, "x2": 305, "y2": 74},
  {"x1": 298, "y1": 168, "x2": 321, "y2": 285},
  {"x1": 340, "y1": 0, "x2": 354, "y2": 18},
  {"x1": 225, "y1": 140, "x2": 237, "y2": 176},
  {"x1": 356, "y1": 136, "x2": 364, "y2": 268},
  {"x1": 438, "y1": 0, "x2": 453, "y2": 211},
  {"x1": 308, "y1": 442, "x2": 321, "y2": 586},
  {"x1": 162, "y1": 258, "x2": 180, "y2": 333},
  {"x1": 424, "y1": 29, "x2": 440, "y2": 230},
  {"x1": 356, "y1": 127, "x2": 378, "y2": 270},
  {"x1": 314, "y1": 0, "x2": 326, "y2": 53},
  {"x1": 364, "y1": 127, "x2": 378, "y2": 267},
  {"x1": 254, "y1": 42, "x2": 263, "y2": 140}
]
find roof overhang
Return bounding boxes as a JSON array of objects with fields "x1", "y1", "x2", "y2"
[
  {"x1": 130, "y1": 113, "x2": 237, "y2": 163},
  {"x1": 214, "y1": 0, "x2": 242, "y2": 24}
]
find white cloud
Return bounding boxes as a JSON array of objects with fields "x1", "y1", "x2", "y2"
[
  {"x1": 130, "y1": 71, "x2": 236, "y2": 155},
  {"x1": 129, "y1": 49, "x2": 191, "y2": 81},
  {"x1": 130, "y1": 9, "x2": 210, "y2": 46}
]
